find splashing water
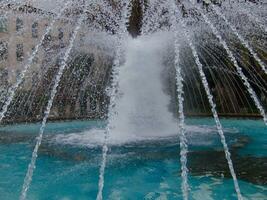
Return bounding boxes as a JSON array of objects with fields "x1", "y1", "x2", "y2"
[
  {"x1": 169, "y1": 1, "x2": 189, "y2": 199},
  {"x1": 19, "y1": 4, "x2": 87, "y2": 200},
  {"x1": 230, "y1": 0, "x2": 267, "y2": 33},
  {"x1": 178, "y1": 14, "x2": 243, "y2": 200},
  {"x1": 238, "y1": 7, "x2": 267, "y2": 33},
  {"x1": 141, "y1": 0, "x2": 171, "y2": 35},
  {"x1": 110, "y1": 32, "x2": 177, "y2": 142},
  {"x1": 189, "y1": 1, "x2": 267, "y2": 125},
  {"x1": 96, "y1": 1, "x2": 133, "y2": 199},
  {"x1": 211, "y1": 4, "x2": 267, "y2": 75},
  {"x1": 141, "y1": 0, "x2": 161, "y2": 35},
  {"x1": 89, "y1": 0, "x2": 120, "y2": 34}
]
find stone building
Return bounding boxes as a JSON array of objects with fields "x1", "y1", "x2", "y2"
[
  {"x1": 0, "y1": 2, "x2": 113, "y2": 122},
  {"x1": 0, "y1": 2, "x2": 73, "y2": 89}
]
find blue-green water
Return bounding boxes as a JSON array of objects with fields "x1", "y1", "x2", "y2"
[{"x1": 0, "y1": 118, "x2": 266, "y2": 199}]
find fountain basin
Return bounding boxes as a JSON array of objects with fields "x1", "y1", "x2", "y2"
[{"x1": 0, "y1": 118, "x2": 266, "y2": 199}]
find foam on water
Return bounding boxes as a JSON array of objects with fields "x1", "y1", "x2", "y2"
[{"x1": 51, "y1": 124, "x2": 237, "y2": 148}]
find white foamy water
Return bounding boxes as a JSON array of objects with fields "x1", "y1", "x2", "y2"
[
  {"x1": 109, "y1": 32, "x2": 178, "y2": 143},
  {"x1": 52, "y1": 32, "x2": 239, "y2": 147},
  {"x1": 52, "y1": 124, "x2": 238, "y2": 148},
  {"x1": 53, "y1": 32, "x2": 179, "y2": 146}
]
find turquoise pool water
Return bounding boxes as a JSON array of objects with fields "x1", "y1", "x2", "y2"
[{"x1": 0, "y1": 118, "x2": 266, "y2": 199}]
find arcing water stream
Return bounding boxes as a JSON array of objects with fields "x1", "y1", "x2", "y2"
[
  {"x1": 169, "y1": 1, "x2": 189, "y2": 199},
  {"x1": 175, "y1": 1, "x2": 243, "y2": 198},
  {"x1": 19, "y1": 2, "x2": 88, "y2": 199},
  {"x1": 179, "y1": 19, "x2": 243, "y2": 199},
  {"x1": 211, "y1": 4, "x2": 267, "y2": 76},
  {"x1": 188, "y1": 2, "x2": 267, "y2": 125},
  {"x1": 96, "y1": 1, "x2": 132, "y2": 199}
]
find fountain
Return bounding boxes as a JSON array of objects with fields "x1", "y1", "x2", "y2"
[{"x1": 0, "y1": 0, "x2": 266, "y2": 199}]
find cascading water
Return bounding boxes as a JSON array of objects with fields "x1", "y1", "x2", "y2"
[
  {"x1": 141, "y1": 0, "x2": 161, "y2": 35},
  {"x1": 90, "y1": 0, "x2": 120, "y2": 34},
  {"x1": 187, "y1": 1, "x2": 267, "y2": 125},
  {"x1": 141, "y1": 0, "x2": 171, "y2": 35},
  {"x1": 238, "y1": 8, "x2": 267, "y2": 33},
  {"x1": 211, "y1": 4, "x2": 267, "y2": 75},
  {"x1": 230, "y1": 0, "x2": 267, "y2": 33},
  {"x1": 96, "y1": 1, "x2": 132, "y2": 199},
  {"x1": 177, "y1": 13, "x2": 243, "y2": 200},
  {"x1": 169, "y1": 1, "x2": 189, "y2": 199},
  {"x1": 109, "y1": 33, "x2": 178, "y2": 142},
  {"x1": 19, "y1": 3, "x2": 88, "y2": 200}
]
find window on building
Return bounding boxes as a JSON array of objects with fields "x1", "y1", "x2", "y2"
[
  {"x1": 0, "y1": 41, "x2": 8, "y2": 61},
  {"x1": 0, "y1": 17, "x2": 7, "y2": 32},
  {"x1": 32, "y1": 22, "x2": 38, "y2": 38},
  {"x1": 16, "y1": 44, "x2": 24, "y2": 61},
  {"x1": 16, "y1": 18, "x2": 23, "y2": 32},
  {"x1": 58, "y1": 28, "x2": 64, "y2": 48},
  {"x1": 43, "y1": 34, "x2": 52, "y2": 49},
  {"x1": 58, "y1": 28, "x2": 64, "y2": 40}
]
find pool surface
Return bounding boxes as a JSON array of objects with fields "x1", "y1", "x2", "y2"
[{"x1": 0, "y1": 118, "x2": 266, "y2": 199}]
